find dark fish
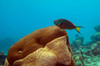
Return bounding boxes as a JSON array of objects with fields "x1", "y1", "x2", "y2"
[{"x1": 54, "y1": 19, "x2": 83, "y2": 33}]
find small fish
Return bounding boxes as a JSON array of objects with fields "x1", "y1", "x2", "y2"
[{"x1": 54, "y1": 19, "x2": 83, "y2": 33}]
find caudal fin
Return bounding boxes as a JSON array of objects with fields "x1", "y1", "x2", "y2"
[{"x1": 75, "y1": 26, "x2": 83, "y2": 34}]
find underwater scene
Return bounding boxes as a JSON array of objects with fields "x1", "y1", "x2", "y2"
[{"x1": 0, "y1": 0, "x2": 100, "y2": 66}]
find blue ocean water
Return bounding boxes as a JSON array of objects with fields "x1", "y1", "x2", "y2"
[{"x1": 0, "y1": 0, "x2": 100, "y2": 54}]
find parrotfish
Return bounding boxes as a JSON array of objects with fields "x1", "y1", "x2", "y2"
[{"x1": 54, "y1": 19, "x2": 83, "y2": 33}]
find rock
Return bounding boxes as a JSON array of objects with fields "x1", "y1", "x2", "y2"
[
  {"x1": 72, "y1": 35, "x2": 84, "y2": 50},
  {"x1": 0, "y1": 52, "x2": 4, "y2": 55},
  {"x1": 74, "y1": 34, "x2": 84, "y2": 43},
  {"x1": 94, "y1": 25, "x2": 100, "y2": 32},
  {"x1": 0, "y1": 51, "x2": 7, "y2": 65},
  {"x1": 91, "y1": 43, "x2": 97, "y2": 50},
  {"x1": 85, "y1": 41, "x2": 100, "y2": 56},
  {"x1": 76, "y1": 37, "x2": 84, "y2": 43},
  {"x1": 4, "y1": 58, "x2": 9, "y2": 66},
  {"x1": 70, "y1": 44, "x2": 77, "y2": 53},
  {"x1": 92, "y1": 41, "x2": 100, "y2": 56},
  {"x1": 72, "y1": 40, "x2": 83, "y2": 50},
  {"x1": 74, "y1": 40, "x2": 83, "y2": 45},
  {"x1": 84, "y1": 50, "x2": 93, "y2": 56},
  {"x1": 84, "y1": 42, "x2": 100, "y2": 56},
  {"x1": 85, "y1": 42, "x2": 91, "y2": 49},
  {"x1": 91, "y1": 32, "x2": 100, "y2": 43},
  {"x1": 6, "y1": 26, "x2": 75, "y2": 66}
]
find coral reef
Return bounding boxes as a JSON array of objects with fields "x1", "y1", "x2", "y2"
[
  {"x1": 91, "y1": 25, "x2": 100, "y2": 43},
  {"x1": 6, "y1": 26, "x2": 75, "y2": 66},
  {"x1": 91, "y1": 41, "x2": 100, "y2": 56},
  {"x1": 89, "y1": 25, "x2": 100, "y2": 56},
  {"x1": 91, "y1": 32, "x2": 100, "y2": 43},
  {"x1": 71, "y1": 25, "x2": 100, "y2": 66},
  {"x1": 94, "y1": 25, "x2": 100, "y2": 32},
  {"x1": 0, "y1": 51, "x2": 7, "y2": 65},
  {"x1": 72, "y1": 35, "x2": 84, "y2": 50}
]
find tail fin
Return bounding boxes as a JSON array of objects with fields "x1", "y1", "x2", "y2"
[{"x1": 75, "y1": 26, "x2": 83, "y2": 34}]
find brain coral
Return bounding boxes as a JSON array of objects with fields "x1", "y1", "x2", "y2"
[{"x1": 6, "y1": 25, "x2": 75, "y2": 66}]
